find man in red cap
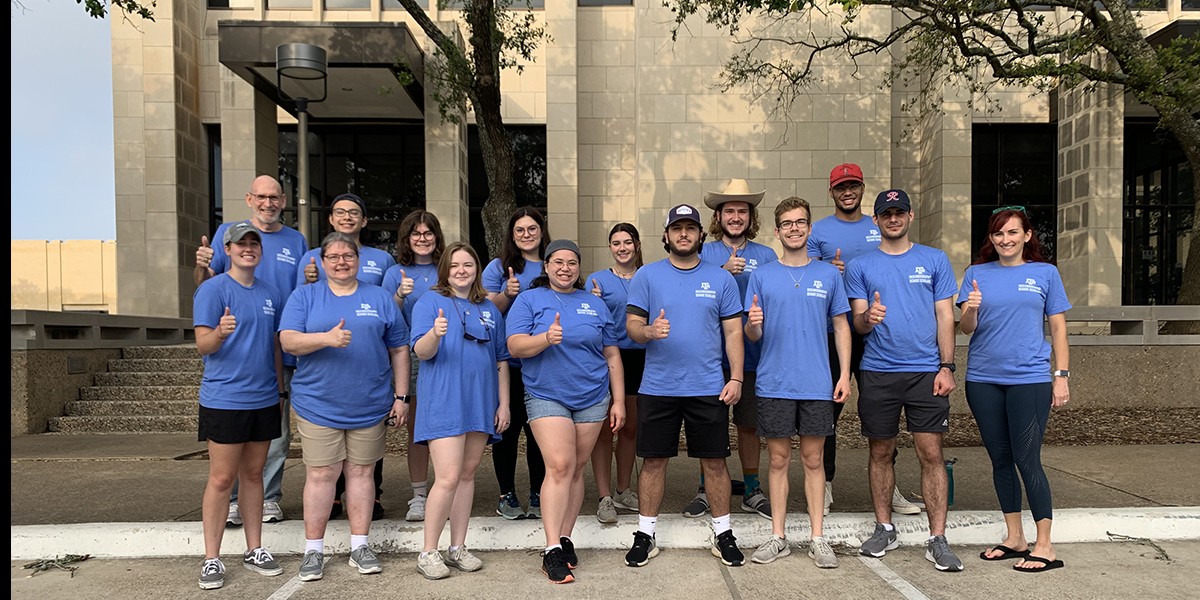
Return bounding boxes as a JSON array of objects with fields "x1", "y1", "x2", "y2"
[{"x1": 807, "y1": 164, "x2": 922, "y2": 518}]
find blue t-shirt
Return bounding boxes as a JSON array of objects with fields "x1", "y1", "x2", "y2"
[
  {"x1": 209, "y1": 223, "x2": 308, "y2": 367},
  {"x1": 382, "y1": 262, "x2": 439, "y2": 327},
  {"x1": 959, "y1": 262, "x2": 1072, "y2": 385},
  {"x1": 279, "y1": 282, "x2": 409, "y2": 430},
  {"x1": 296, "y1": 246, "x2": 396, "y2": 288},
  {"x1": 482, "y1": 257, "x2": 543, "y2": 315},
  {"x1": 808, "y1": 214, "x2": 881, "y2": 331},
  {"x1": 699, "y1": 240, "x2": 778, "y2": 372},
  {"x1": 626, "y1": 259, "x2": 743, "y2": 397},
  {"x1": 410, "y1": 293, "x2": 510, "y2": 444},
  {"x1": 746, "y1": 260, "x2": 849, "y2": 401},
  {"x1": 193, "y1": 274, "x2": 284, "y2": 410},
  {"x1": 844, "y1": 244, "x2": 958, "y2": 373},
  {"x1": 586, "y1": 268, "x2": 645, "y2": 350},
  {"x1": 507, "y1": 287, "x2": 619, "y2": 410}
]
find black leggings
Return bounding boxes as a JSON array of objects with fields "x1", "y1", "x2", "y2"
[
  {"x1": 966, "y1": 381, "x2": 1054, "y2": 521},
  {"x1": 335, "y1": 458, "x2": 384, "y2": 501},
  {"x1": 492, "y1": 366, "x2": 545, "y2": 495}
]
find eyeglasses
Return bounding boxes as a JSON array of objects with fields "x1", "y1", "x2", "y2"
[
  {"x1": 992, "y1": 205, "x2": 1027, "y2": 215},
  {"x1": 777, "y1": 219, "x2": 809, "y2": 230},
  {"x1": 548, "y1": 259, "x2": 579, "y2": 269},
  {"x1": 250, "y1": 194, "x2": 284, "y2": 203},
  {"x1": 410, "y1": 230, "x2": 435, "y2": 240},
  {"x1": 322, "y1": 253, "x2": 358, "y2": 263},
  {"x1": 332, "y1": 208, "x2": 363, "y2": 218},
  {"x1": 513, "y1": 225, "x2": 540, "y2": 237}
]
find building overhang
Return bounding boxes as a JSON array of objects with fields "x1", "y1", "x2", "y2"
[{"x1": 218, "y1": 21, "x2": 425, "y2": 121}]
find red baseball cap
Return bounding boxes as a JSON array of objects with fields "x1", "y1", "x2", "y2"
[{"x1": 829, "y1": 163, "x2": 864, "y2": 187}]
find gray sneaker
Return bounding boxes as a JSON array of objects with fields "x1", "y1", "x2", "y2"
[
  {"x1": 417, "y1": 550, "x2": 451, "y2": 580},
  {"x1": 243, "y1": 547, "x2": 283, "y2": 576},
  {"x1": 262, "y1": 501, "x2": 284, "y2": 523},
  {"x1": 751, "y1": 535, "x2": 790, "y2": 564},
  {"x1": 741, "y1": 487, "x2": 772, "y2": 519},
  {"x1": 925, "y1": 535, "x2": 963, "y2": 572},
  {"x1": 444, "y1": 545, "x2": 483, "y2": 572},
  {"x1": 613, "y1": 488, "x2": 639, "y2": 511},
  {"x1": 349, "y1": 545, "x2": 383, "y2": 574},
  {"x1": 198, "y1": 558, "x2": 225, "y2": 590},
  {"x1": 597, "y1": 496, "x2": 618, "y2": 523},
  {"x1": 298, "y1": 550, "x2": 324, "y2": 581},
  {"x1": 226, "y1": 503, "x2": 242, "y2": 527},
  {"x1": 496, "y1": 492, "x2": 525, "y2": 519},
  {"x1": 859, "y1": 523, "x2": 899, "y2": 557},
  {"x1": 809, "y1": 537, "x2": 839, "y2": 568},
  {"x1": 682, "y1": 491, "x2": 709, "y2": 518}
]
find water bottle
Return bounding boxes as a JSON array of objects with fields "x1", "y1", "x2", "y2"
[{"x1": 945, "y1": 458, "x2": 958, "y2": 506}]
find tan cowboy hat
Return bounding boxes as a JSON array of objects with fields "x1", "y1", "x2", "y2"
[{"x1": 703, "y1": 179, "x2": 765, "y2": 210}]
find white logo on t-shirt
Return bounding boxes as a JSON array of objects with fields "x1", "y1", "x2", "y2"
[
  {"x1": 275, "y1": 247, "x2": 297, "y2": 265},
  {"x1": 282, "y1": 248, "x2": 292, "y2": 256},
  {"x1": 481, "y1": 310, "x2": 496, "y2": 328},
  {"x1": 362, "y1": 259, "x2": 383, "y2": 275},
  {"x1": 576, "y1": 302, "x2": 598, "y2": 317},
  {"x1": 807, "y1": 280, "x2": 828, "y2": 299},
  {"x1": 867, "y1": 229, "x2": 882, "y2": 242},
  {"x1": 813, "y1": 281, "x2": 823, "y2": 289},
  {"x1": 1018, "y1": 278, "x2": 1043, "y2": 294},
  {"x1": 355, "y1": 302, "x2": 379, "y2": 318},
  {"x1": 695, "y1": 281, "x2": 716, "y2": 299},
  {"x1": 262, "y1": 298, "x2": 276, "y2": 316},
  {"x1": 909, "y1": 266, "x2": 932, "y2": 284}
]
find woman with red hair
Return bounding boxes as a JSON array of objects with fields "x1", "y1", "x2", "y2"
[{"x1": 959, "y1": 208, "x2": 1071, "y2": 572}]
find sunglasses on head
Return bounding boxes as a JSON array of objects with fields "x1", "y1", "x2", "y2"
[{"x1": 992, "y1": 205, "x2": 1027, "y2": 215}]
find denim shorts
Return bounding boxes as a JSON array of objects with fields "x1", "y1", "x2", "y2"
[{"x1": 525, "y1": 391, "x2": 609, "y2": 424}]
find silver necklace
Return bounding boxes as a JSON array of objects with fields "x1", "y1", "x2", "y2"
[{"x1": 784, "y1": 260, "x2": 812, "y2": 289}]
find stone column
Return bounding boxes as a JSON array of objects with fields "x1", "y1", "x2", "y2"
[
  {"x1": 219, "y1": 71, "x2": 280, "y2": 225},
  {"x1": 111, "y1": 0, "x2": 209, "y2": 318},
  {"x1": 545, "y1": 0, "x2": 580, "y2": 253},
  {"x1": 423, "y1": 23, "x2": 470, "y2": 244},
  {"x1": 1056, "y1": 78, "x2": 1124, "y2": 307}
]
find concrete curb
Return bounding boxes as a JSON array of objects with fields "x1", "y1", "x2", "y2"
[{"x1": 11, "y1": 507, "x2": 1199, "y2": 560}]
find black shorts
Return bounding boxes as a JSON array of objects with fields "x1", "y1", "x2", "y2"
[
  {"x1": 198, "y1": 404, "x2": 282, "y2": 444},
  {"x1": 827, "y1": 329, "x2": 865, "y2": 383},
  {"x1": 757, "y1": 398, "x2": 837, "y2": 439},
  {"x1": 857, "y1": 371, "x2": 950, "y2": 439},
  {"x1": 620, "y1": 348, "x2": 646, "y2": 397},
  {"x1": 636, "y1": 394, "x2": 730, "y2": 459},
  {"x1": 724, "y1": 369, "x2": 758, "y2": 429}
]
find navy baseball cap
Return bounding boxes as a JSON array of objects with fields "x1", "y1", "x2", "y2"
[
  {"x1": 873, "y1": 189, "x2": 912, "y2": 215},
  {"x1": 332, "y1": 193, "x2": 366, "y2": 213},
  {"x1": 665, "y1": 204, "x2": 702, "y2": 228},
  {"x1": 223, "y1": 221, "x2": 260, "y2": 245}
]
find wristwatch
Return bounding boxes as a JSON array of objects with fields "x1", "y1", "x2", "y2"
[
  {"x1": 279, "y1": 391, "x2": 289, "y2": 400},
  {"x1": 394, "y1": 393, "x2": 411, "y2": 404},
  {"x1": 939, "y1": 362, "x2": 956, "y2": 373},
  {"x1": 1053, "y1": 370, "x2": 1070, "y2": 378}
]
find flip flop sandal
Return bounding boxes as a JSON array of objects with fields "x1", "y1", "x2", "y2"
[
  {"x1": 979, "y1": 545, "x2": 1030, "y2": 561},
  {"x1": 1014, "y1": 556, "x2": 1065, "y2": 572}
]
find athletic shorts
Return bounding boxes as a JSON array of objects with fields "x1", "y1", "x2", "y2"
[
  {"x1": 197, "y1": 404, "x2": 281, "y2": 444},
  {"x1": 619, "y1": 348, "x2": 645, "y2": 396},
  {"x1": 636, "y1": 394, "x2": 730, "y2": 459},
  {"x1": 725, "y1": 369, "x2": 758, "y2": 429},
  {"x1": 858, "y1": 371, "x2": 950, "y2": 439},
  {"x1": 757, "y1": 398, "x2": 837, "y2": 439},
  {"x1": 525, "y1": 391, "x2": 608, "y2": 424},
  {"x1": 295, "y1": 413, "x2": 388, "y2": 467}
]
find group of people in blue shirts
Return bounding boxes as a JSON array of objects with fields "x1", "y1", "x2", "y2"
[{"x1": 190, "y1": 164, "x2": 1072, "y2": 589}]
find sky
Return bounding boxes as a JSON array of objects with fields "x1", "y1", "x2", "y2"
[{"x1": 11, "y1": 0, "x2": 116, "y2": 240}]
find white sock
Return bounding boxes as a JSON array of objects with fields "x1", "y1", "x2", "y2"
[
  {"x1": 305, "y1": 539, "x2": 324, "y2": 554},
  {"x1": 412, "y1": 480, "x2": 427, "y2": 498},
  {"x1": 638, "y1": 515, "x2": 657, "y2": 537},
  {"x1": 449, "y1": 545, "x2": 460, "y2": 553},
  {"x1": 546, "y1": 544, "x2": 562, "y2": 552},
  {"x1": 712, "y1": 514, "x2": 731, "y2": 535},
  {"x1": 350, "y1": 534, "x2": 368, "y2": 550},
  {"x1": 881, "y1": 523, "x2": 894, "y2": 531}
]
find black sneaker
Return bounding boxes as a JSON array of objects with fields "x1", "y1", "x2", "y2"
[
  {"x1": 329, "y1": 499, "x2": 343, "y2": 519},
  {"x1": 712, "y1": 530, "x2": 745, "y2": 566},
  {"x1": 624, "y1": 531, "x2": 659, "y2": 567},
  {"x1": 560, "y1": 536, "x2": 578, "y2": 569},
  {"x1": 542, "y1": 548, "x2": 575, "y2": 584},
  {"x1": 372, "y1": 499, "x2": 385, "y2": 521}
]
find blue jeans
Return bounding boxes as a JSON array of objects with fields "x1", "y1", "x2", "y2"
[{"x1": 231, "y1": 366, "x2": 294, "y2": 505}]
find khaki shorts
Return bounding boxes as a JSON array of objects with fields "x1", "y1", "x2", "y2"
[{"x1": 295, "y1": 413, "x2": 387, "y2": 467}]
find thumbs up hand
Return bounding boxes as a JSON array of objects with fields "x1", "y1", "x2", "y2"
[
  {"x1": 505, "y1": 267, "x2": 520, "y2": 298},
  {"x1": 651, "y1": 309, "x2": 670, "y2": 340},
  {"x1": 546, "y1": 312, "x2": 563, "y2": 345},
  {"x1": 217, "y1": 307, "x2": 237, "y2": 340},
  {"x1": 723, "y1": 246, "x2": 747, "y2": 275},
  {"x1": 327, "y1": 318, "x2": 352, "y2": 348},
  {"x1": 869, "y1": 291, "x2": 887, "y2": 324},
  {"x1": 398, "y1": 269, "x2": 415, "y2": 298},
  {"x1": 433, "y1": 308, "x2": 449, "y2": 338},
  {"x1": 965, "y1": 280, "x2": 982, "y2": 312},
  {"x1": 591, "y1": 278, "x2": 603, "y2": 298},
  {"x1": 748, "y1": 294, "x2": 763, "y2": 327},
  {"x1": 831, "y1": 248, "x2": 845, "y2": 274},
  {"x1": 304, "y1": 257, "x2": 319, "y2": 284},
  {"x1": 196, "y1": 235, "x2": 214, "y2": 268}
]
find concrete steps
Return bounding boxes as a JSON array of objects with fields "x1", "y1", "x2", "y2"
[{"x1": 50, "y1": 345, "x2": 202, "y2": 434}]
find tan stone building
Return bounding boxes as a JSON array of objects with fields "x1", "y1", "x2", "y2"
[{"x1": 107, "y1": 0, "x2": 1198, "y2": 318}]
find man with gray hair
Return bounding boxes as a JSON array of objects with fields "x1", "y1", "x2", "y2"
[{"x1": 196, "y1": 175, "x2": 308, "y2": 526}]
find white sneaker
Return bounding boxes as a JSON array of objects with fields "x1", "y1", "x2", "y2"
[
  {"x1": 226, "y1": 503, "x2": 242, "y2": 527},
  {"x1": 262, "y1": 501, "x2": 284, "y2": 523},
  {"x1": 892, "y1": 486, "x2": 921, "y2": 515},
  {"x1": 417, "y1": 550, "x2": 450, "y2": 580},
  {"x1": 824, "y1": 482, "x2": 833, "y2": 516},
  {"x1": 406, "y1": 495, "x2": 426, "y2": 522}
]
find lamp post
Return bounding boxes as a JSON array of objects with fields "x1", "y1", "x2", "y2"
[{"x1": 276, "y1": 43, "x2": 327, "y2": 244}]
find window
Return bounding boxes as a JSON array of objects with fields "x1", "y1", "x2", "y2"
[
  {"x1": 579, "y1": 0, "x2": 633, "y2": 5},
  {"x1": 1123, "y1": 122, "x2": 1194, "y2": 305},
  {"x1": 325, "y1": 0, "x2": 370, "y2": 7},
  {"x1": 206, "y1": 125, "x2": 223, "y2": 235},
  {"x1": 266, "y1": 0, "x2": 313, "y2": 8},
  {"x1": 383, "y1": 0, "x2": 431, "y2": 8},
  {"x1": 278, "y1": 124, "x2": 427, "y2": 254},
  {"x1": 467, "y1": 125, "x2": 547, "y2": 261},
  {"x1": 208, "y1": 0, "x2": 254, "y2": 7},
  {"x1": 971, "y1": 125, "x2": 1059, "y2": 262}
]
